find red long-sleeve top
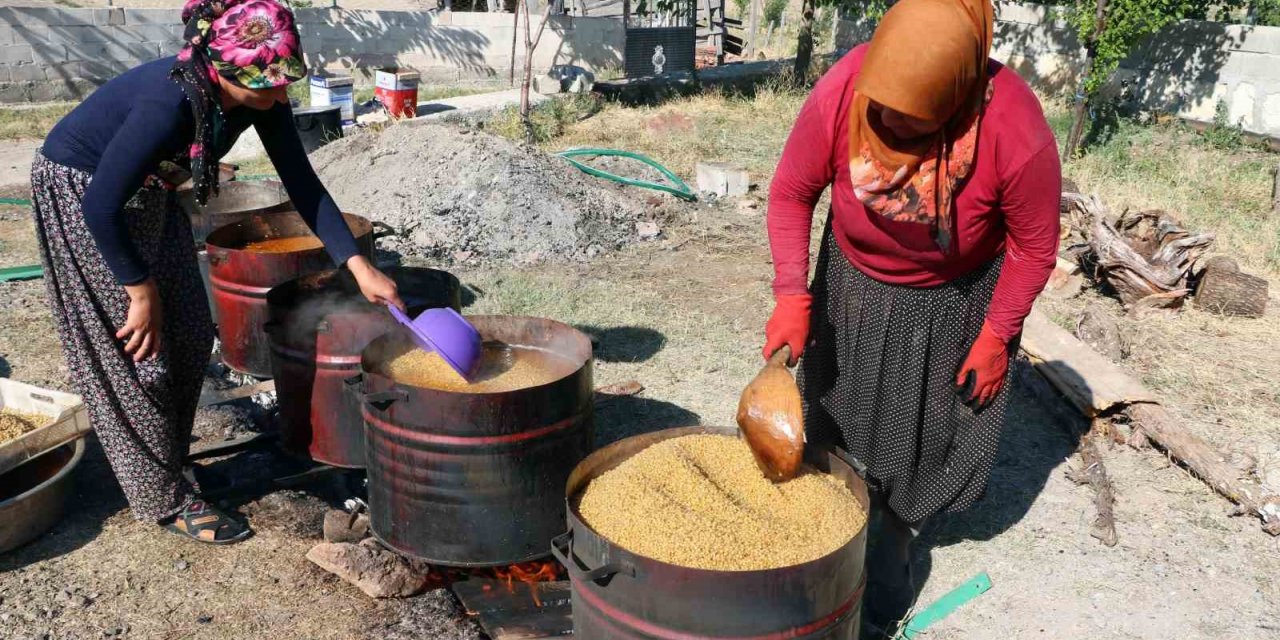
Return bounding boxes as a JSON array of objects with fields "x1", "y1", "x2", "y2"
[{"x1": 767, "y1": 45, "x2": 1061, "y2": 340}]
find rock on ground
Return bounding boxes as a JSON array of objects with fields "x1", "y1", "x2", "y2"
[
  {"x1": 311, "y1": 123, "x2": 661, "y2": 266},
  {"x1": 306, "y1": 542, "x2": 429, "y2": 599}
]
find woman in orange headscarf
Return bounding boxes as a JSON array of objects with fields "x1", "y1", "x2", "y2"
[{"x1": 764, "y1": 0, "x2": 1060, "y2": 633}]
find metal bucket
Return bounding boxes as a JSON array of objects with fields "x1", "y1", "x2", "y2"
[
  {"x1": 360, "y1": 316, "x2": 594, "y2": 567},
  {"x1": 266, "y1": 267, "x2": 462, "y2": 468},
  {"x1": 553, "y1": 426, "x2": 869, "y2": 639},
  {"x1": 205, "y1": 211, "x2": 379, "y2": 378},
  {"x1": 178, "y1": 180, "x2": 292, "y2": 246},
  {"x1": 0, "y1": 439, "x2": 84, "y2": 554}
]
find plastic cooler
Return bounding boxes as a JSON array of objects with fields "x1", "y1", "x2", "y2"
[
  {"x1": 375, "y1": 68, "x2": 420, "y2": 119},
  {"x1": 310, "y1": 74, "x2": 355, "y2": 125}
]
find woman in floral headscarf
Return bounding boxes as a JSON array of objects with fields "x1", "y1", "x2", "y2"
[
  {"x1": 764, "y1": 0, "x2": 1059, "y2": 634},
  {"x1": 33, "y1": 0, "x2": 402, "y2": 544}
]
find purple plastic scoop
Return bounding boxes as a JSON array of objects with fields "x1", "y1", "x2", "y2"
[{"x1": 387, "y1": 304, "x2": 482, "y2": 380}]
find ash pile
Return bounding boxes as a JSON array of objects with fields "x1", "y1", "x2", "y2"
[{"x1": 312, "y1": 123, "x2": 665, "y2": 266}]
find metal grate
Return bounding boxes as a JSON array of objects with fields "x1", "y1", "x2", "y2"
[{"x1": 623, "y1": 0, "x2": 696, "y2": 77}]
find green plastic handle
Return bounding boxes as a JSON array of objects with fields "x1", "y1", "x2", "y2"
[
  {"x1": 0, "y1": 265, "x2": 44, "y2": 282},
  {"x1": 556, "y1": 148, "x2": 698, "y2": 202},
  {"x1": 899, "y1": 572, "x2": 993, "y2": 639}
]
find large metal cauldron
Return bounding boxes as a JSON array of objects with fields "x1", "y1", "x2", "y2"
[
  {"x1": 553, "y1": 426, "x2": 870, "y2": 639},
  {"x1": 179, "y1": 181, "x2": 292, "y2": 245},
  {"x1": 360, "y1": 316, "x2": 594, "y2": 567},
  {"x1": 206, "y1": 211, "x2": 377, "y2": 377},
  {"x1": 184, "y1": 181, "x2": 293, "y2": 324},
  {"x1": 0, "y1": 440, "x2": 84, "y2": 554},
  {"x1": 266, "y1": 267, "x2": 462, "y2": 468}
]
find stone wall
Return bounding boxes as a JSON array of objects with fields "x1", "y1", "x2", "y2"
[
  {"x1": 0, "y1": 7, "x2": 624, "y2": 103},
  {"x1": 836, "y1": 2, "x2": 1280, "y2": 139}
]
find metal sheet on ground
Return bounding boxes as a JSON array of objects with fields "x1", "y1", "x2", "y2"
[{"x1": 451, "y1": 579, "x2": 573, "y2": 639}]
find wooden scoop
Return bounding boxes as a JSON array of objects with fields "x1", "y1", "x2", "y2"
[{"x1": 736, "y1": 345, "x2": 804, "y2": 482}]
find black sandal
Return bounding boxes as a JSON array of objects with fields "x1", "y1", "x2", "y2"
[{"x1": 163, "y1": 500, "x2": 253, "y2": 545}]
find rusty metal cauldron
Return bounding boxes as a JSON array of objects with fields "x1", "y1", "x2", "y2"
[
  {"x1": 264, "y1": 267, "x2": 461, "y2": 468},
  {"x1": 185, "y1": 181, "x2": 293, "y2": 324},
  {"x1": 552, "y1": 425, "x2": 870, "y2": 639},
  {"x1": 205, "y1": 211, "x2": 388, "y2": 378},
  {"x1": 360, "y1": 316, "x2": 594, "y2": 567}
]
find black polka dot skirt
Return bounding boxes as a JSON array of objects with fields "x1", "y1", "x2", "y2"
[{"x1": 798, "y1": 225, "x2": 1016, "y2": 524}]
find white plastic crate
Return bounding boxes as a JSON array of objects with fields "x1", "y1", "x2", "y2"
[{"x1": 0, "y1": 379, "x2": 90, "y2": 476}]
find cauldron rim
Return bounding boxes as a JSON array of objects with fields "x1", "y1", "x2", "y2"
[
  {"x1": 564, "y1": 425, "x2": 871, "y2": 576},
  {"x1": 205, "y1": 210, "x2": 373, "y2": 252},
  {"x1": 360, "y1": 315, "x2": 593, "y2": 396}
]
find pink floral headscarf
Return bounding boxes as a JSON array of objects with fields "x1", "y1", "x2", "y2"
[{"x1": 171, "y1": 0, "x2": 306, "y2": 204}]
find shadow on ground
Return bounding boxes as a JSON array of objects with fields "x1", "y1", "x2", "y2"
[
  {"x1": 901, "y1": 359, "x2": 1083, "y2": 625},
  {"x1": 594, "y1": 394, "x2": 700, "y2": 448},
  {"x1": 575, "y1": 324, "x2": 666, "y2": 363}
]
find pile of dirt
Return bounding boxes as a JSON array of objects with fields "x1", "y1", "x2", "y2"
[{"x1": 312, "y1": 123, "x2": 662, "y2": 265}]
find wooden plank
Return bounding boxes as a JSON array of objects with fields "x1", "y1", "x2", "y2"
[
  {"x1": 452, "y1": 579, "x2": 574, "y2": 639},
  {"x1": 198, "y1": 379, "x2": 276, "y2": 408},
  {"x1": 1019, "y1": 307, "x2": 1157, "y2": 417},
  {"x1": 186, "y1": 431, "x2": 277, "y2": 462}
]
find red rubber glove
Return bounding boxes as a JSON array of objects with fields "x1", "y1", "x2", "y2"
[
  {"x1": 763, "y1": 293, "x2": 812, "y2": 366},
  {"x1": 955, "y1": 321, "x2": 1010, "y2": 409}
]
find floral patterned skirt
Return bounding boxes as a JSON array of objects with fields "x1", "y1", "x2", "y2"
[{"x1": 31, "y1": 152, "x2": 214, "y2": 522}]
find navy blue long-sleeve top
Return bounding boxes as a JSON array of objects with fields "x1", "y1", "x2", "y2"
[{"x1": 42, "y1": 56, "x2": 359, "y2": 286}]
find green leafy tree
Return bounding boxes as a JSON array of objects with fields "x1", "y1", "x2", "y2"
[{"x1": 1060, "y1": 0, "x2": 1244, "y2": 157}]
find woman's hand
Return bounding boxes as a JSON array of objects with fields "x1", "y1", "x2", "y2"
[
  {"x1": 117, "y1": 279, "x2": 163, "y2": 363},
  {"x1": 763, "y1": 293, "x2": 812, "y2": 366},
  {"x1": 955, "y1": 321, "x2": 1009, "y2": 409},
  {"x1": 348, "y1": 256, "x2": 404, "y2": 310}
]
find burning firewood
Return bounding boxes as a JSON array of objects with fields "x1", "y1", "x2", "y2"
[{"x1": 1061, "y1": 192, "x2": 1215, "y2": 311}]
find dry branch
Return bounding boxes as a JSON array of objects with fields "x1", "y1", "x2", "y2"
[
  {"x1": 1065, "y1": 426, "x2": 1119, "y2": 547},
  {"x1": 1020, "y1": 306, "x2": 1280, "y2": 535}
]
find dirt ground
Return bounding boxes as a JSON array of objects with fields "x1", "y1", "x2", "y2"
[
  {"x1": 4, "y1": 79, "x2": 1280, "y2": 638},
  {"x1": 2, "y1": 177, "x2": 1279, "y2": 638}
]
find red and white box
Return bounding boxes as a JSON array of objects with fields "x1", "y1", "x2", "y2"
[{"x1": 374, "y1": 68, "x2": 420, "y2": 119}]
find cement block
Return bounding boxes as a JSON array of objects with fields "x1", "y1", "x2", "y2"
[
  {"x1": 696, "y1": 162, "x2": 750, "y2": 197},
  {"x1": 1231, "y1": 82, "x2": 1257, "y2": 128},
  {"x1": 81, "y1": 59, "x2": 131, "y2": 80},
  {"x1": 9, "y1": 63, "x2": 46, "y2": 83},
  {"x1": 65, "y1": 42, "x2": 157, "y2": 64},
  {"x1": 1262, "y1": 93, "x2": 1280, "y2": 132},
  {"x1": 30, "y1": 77, "x2": 95, "y2": 102},
  {"x1": 122, "y1": 9, "x2": 182, "y2": 26},
  {"x1": 0, "y1": 7, "x2": 94, "y2": 28},
  {"x1": 43, "y1": 62, "x2": 81, "y2": 82},
  {"x1": 116, "y1": 25, "x2": 180, "y2": 43},
  {"x1": 94, "y1": 8, "x2": 126, "y2": 26},
  {"x1": 0, "y1": 45, "x2": 34, "y2": 65},
  {"x1": 0, "y1": 81, "x2": 35, "y2": 102},
  {"x1": 48, "y1": 26, "x2": 114, "y2": 45},
  {"x1": 11, "y1": 27, "x2": 49, "y2": 46}
]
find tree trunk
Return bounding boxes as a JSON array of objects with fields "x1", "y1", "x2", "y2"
[
  {"x1": 747, "y1": 0, "x2": 759, "y2": 59},
  {"x1": 1065, "y1": 0, "x2": 1109, "y2": 158},
  {"x1": 792, "y1": 0, "x2": 815, "y2": 82},
  {"x1": 520, "y1": 1, "x2": 554, "y2": 144},
  {"x1": 1194, "y1": 256, "x2": 1270, "y2": 318},
  {"x1": 510, "y1": 0, "x2": 521, "y2": 87}
]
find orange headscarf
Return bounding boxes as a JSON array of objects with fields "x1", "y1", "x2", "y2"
[{"x1": 848, "y1": 0, "x2": 995, "y2": 252}]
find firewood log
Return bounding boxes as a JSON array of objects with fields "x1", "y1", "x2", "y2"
[{"x1": 1194, "y1": 257, "x2": 1269, "y2": 318}]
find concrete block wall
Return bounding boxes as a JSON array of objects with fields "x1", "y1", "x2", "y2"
[
  {"x1": 836, "y1": 2, "x2": 1280, "y2": 140},
  {"x1": 0, "y1": 7, "x2": 624, "y2": 103}
]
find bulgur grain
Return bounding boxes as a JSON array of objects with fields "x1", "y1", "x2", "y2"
[
  {"x1": 577, "y1": 434, "x2": 866, "y2": 571},
  {"x1": 0, "y1": 409, "x2": 49, "y2": 445},
  {"x1": 380, "y1": 343, "x2": 570, "y2": 393}
]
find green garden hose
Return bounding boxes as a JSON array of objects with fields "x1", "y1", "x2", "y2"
[{"x1": 556, "y1": 148, "x2": 697, "y2": 202}]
